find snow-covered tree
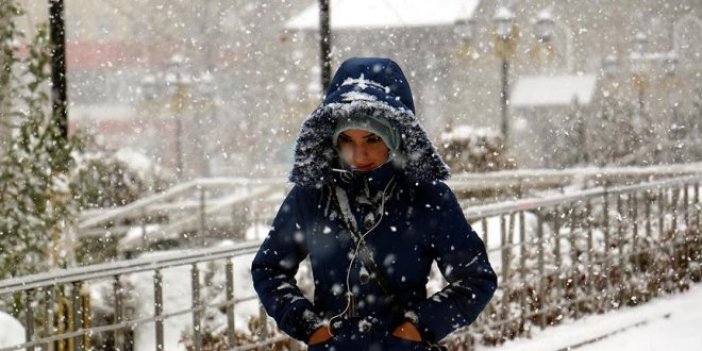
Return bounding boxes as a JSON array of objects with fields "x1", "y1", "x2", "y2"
[{"x1": 0, "y1": 9, "x2": 82, "y2": 280}]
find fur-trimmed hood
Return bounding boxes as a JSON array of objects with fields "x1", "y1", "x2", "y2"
[{"x1": 289, "y1": 57, "x2": 449, "y2": 188}]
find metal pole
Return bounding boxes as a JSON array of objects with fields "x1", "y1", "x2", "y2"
[
  {"x1": 318, "y1": 0, "x2": 332, "y2": 93},
  {"x1": 225, "y1": 259, "x2": 236, "y2": 348},
  {"x1": 519, "y1": 211, "x2": 527, "y2": 325},
  {"x1": 175, "y1": 104, "x2": 184, "y2": 180},
  {"x1": 199, "y1": 187, "x2": 207, "y2": 236},
  {"x1": 71, "y1": 282, "x2": 82, "y2": 351},
  {"x1": 48, "y1": 0, "x2": 68, "y2": 141},
  {"x1": 191, "y1": 264, "x2": 202, "y2": 351},
  {"x1": 537, "y1": 210, "x2": 546, "y2": 328},
  {"x1": 25, "y1": 290, "x2": 36, "y2": 351},
  {"x1": 586, "y1": 200, "x2": 594, "y2": 304},
  {"x1": 500, "y1": 58, "x2": 510, "y2": 145},
  {"x1": 659, "y1": 188, "x2": 665, "y2": 236},
  {"x1": 617, "y1": 195, "x2": 625, "y2": 278},
  {"x1": 568, "y1": 206, "x2": 578, "y2": 319},
  {"x1": 45, "y1": 287, "x2": 55, "y2": 351},
  {"x1": 696, "y1": 182, "x2": 701, "y2": 227},
  {"x1": 113, "y1": 276, "x2": 125, "y2": 351},
  {"x1": 154, "y1": 270, "x2": 164, "y2": 351},
  {"x1": 500, "y1": 214, "x2": 509, "y2": 322}
]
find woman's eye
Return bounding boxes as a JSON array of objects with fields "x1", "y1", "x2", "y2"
[{"x1": 366, "y1": 136, "x2": 382, "y2": 144}]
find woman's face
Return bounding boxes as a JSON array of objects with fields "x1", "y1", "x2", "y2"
[{"x1": 337, "y1": 129, "x2": 390, "y2": 171}]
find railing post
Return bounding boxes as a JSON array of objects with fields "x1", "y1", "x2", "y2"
[
  {"x1": 683, "y1": 182, "x2": 690, "y2": 228},
  {"x1": 154, "y1": 269, "x2": 164, "y2": 351},
  {"x1": 553, "y1": 206, "x2": 562, "y2": 296},
  {"x1": 632, "y1": 192, "x2": 639, "y2": 272},
  {"x1": 81, "y1": 284, "x2": 91, "y2": 351},
  {"x1": 696, "y1": 182, "x2": 701, "y2": 227},
  {"x1": 258, "y1": 303, "x2": 269, "y2": 340},
  {"x1": 45, "y1": 287, "x2": 55, "y2": 351},
  {"x1": 658, "y1": 188, "x2": 665, "y2": 236},
  {"x1": 586, "y1": 200, "x2": 594, "y2": 307},
  {"x1": 500, "y1": 214, "x2": 509, "y2": 322},
  {"x1": 671, "y1": 187, "x2": 679, "y2": 233},
  {"x1": 113, "y1": 275, "x2": 125, "y2": 351},
  {"x1": 26, "y1": 289, "x2": 36, "y2": 351},
  {"x1": 553, "y1": 206, "x2": 561, "y2": 268},
  {"x1": 519, "y1": 211, "x2": 527, "y2": 326},
  {"x1": 568, "y1": 205, "x2": 579, "y2": 320},
  {"x1": 602, "y1": 192, "x2": 610, "y2": 305},
  {"x1": 200, "y1": 187, "x2": 207, "y2": 236},
  {"x1": 536, "y1": 210, "x2": 546, "y2": 328},
  {"x1": 226, "y1": 259, "x2": 236, "y2": 348},
  {"x1": 71, "y1": 282, "x2": 83, "y2": 351},
  {"x1": 645, "y1": 190, "x2": 652, "y2": 242},
  {"x1": 481, "y1": 217, "x2": 489, "y2": 249},
  {"x1": 191, "y1": 264, "x2": 202, "y2": 351},
  {"x1": 617, "y1": 195, "x2": 625, "y2": 282}
]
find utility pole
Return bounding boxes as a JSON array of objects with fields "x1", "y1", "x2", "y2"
[
  {"x1": 49, "y1": 0, "x2": 68, "y2": 142},
  {"x1": 318, "y1": 0, "x2": 331, "y2": 93}
]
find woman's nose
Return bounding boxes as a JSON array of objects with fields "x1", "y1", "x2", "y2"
[{"x1": 351, "y1": 145, "x2": 368, "y2": 162}]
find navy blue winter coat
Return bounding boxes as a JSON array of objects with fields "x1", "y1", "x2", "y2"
[{"x1": 251, "y1": 58, "x2": 496, "y2": 350}]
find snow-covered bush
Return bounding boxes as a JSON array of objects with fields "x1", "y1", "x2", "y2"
[
  {"x1": 439, "y1": 125, "x2": 516, "y2": 174},
  {"x1": 71, "y1": 144, "x2": 168, "y2": 210},
  {"x1": 460, "y1": 193, "x2": 702, "y2": 348}
]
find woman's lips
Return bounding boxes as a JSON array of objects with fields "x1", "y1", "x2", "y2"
[{"x1": 354, "y1": 164, "x2": 374, "y2": 171}]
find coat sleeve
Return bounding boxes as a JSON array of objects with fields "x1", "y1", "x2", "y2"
[
  {"x1": 410, "y1": 183, "x2": 497, "y2": 343},
  {"x1": 250, "y1": 185, "x2": 322, "y2": 342}
]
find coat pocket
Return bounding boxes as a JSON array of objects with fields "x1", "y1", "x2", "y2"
[{"x1": 382, "y1": 334, "x2": 427, "y2": 351}]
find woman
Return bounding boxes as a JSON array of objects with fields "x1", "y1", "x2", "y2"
[{"x1": 251, "y1": 57, "x2": 496, "y2": 350}]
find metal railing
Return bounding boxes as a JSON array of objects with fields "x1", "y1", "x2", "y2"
[
  {"x1": 0, "y1": 175, "x2": 700, "y2": 351},
  {"x1": 77, "y1": 163, "x2": 702, "y2": 246},
  {"x1": 448, "y1": 175, "x2": 702, "y2": 349}
]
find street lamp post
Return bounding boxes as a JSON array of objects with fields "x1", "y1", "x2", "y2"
[
  {"x1": 493, "y1": 7, "x2": 516, "y2": 147},
  {"x1": 535, "y1": 10, "x2": 575, "y2": 73},
  {"x1": 140, "y1": 54, "x2": 218, "y2": 180},
  {"x1": 165, "y1": 54, "x2": 191, "y2": 180},
  {"x1": 454, "y1": 7, "x2": 576, "y2": 150}
]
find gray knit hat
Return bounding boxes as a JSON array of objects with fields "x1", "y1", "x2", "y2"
[{"x1": 332, "y1": 115, "x2": 401, "y2": 152}]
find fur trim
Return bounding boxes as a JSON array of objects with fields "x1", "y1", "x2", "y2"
[{"x1": 289, "y1": 100, "x2": 450, "y2": 187}]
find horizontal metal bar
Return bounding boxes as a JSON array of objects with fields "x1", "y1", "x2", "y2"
[
  {"x1": 464, "y1": 175, "x2": 701, "y2": 220},
  {"x1": 0, "y1": 243, "x2": 259, "y2": 295},
  {"x1": 0, "y1": 291, "x2": 263, "y2": 351}
]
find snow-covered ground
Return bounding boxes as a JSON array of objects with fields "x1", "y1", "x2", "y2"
[
  {"x1": 0, "y1": 311, "x2": 25, "y2": 349},
  {"x1": 479, "y1": 283, "x2": 702, "y2": 351}
]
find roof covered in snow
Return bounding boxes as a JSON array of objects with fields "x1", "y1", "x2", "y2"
[
  {"x1": 286, "y1": 0, "x2": 481, "y2": 30},
  {"x1": 511, "y1": 74, "x2": 598, "y2": 108}
]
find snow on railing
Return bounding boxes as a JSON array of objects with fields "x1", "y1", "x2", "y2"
[{"x1": 3, "y1": 175, "x2": 699, "y2": 351}]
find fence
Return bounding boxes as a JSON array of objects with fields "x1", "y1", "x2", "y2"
[
  {"x1": 0, "y1": 175, "x2": 700, "y2": 350},
  {"x1": 448, "y1": 174, "x2": 702, "y2": 349},
  {"x1": 76, "y1": 162, "x2": 702, "y2": 247}
]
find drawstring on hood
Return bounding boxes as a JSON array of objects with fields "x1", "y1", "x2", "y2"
[{"x1": 289, "y1": 57, "x2": 450, "y2": 188}]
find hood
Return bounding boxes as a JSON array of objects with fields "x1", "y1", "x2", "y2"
[{"x1": 289, "y1": 57, "x2": 450, "y2": 188}]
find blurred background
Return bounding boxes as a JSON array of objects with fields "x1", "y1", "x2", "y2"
[{"x1": 10, "y1": 0, "x2": 702, "y2": 180}]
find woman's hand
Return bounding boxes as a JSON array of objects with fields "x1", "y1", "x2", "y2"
[
  {"x1": 308, "y1": 325, "x2": 333, "y2": 345},
  {"x1": 391, "y1": 321, "x2": 422, "y2": 342}
]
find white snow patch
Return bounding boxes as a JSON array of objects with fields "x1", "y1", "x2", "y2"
[
  {"x1": 511, "y1": 75, "x2": 597, "y2": 107},
  {"x1": 286, "y1": 0, "x2": 480, "y2": 30},
  {"x1": 0, "y1": 311, "x2": 25, "y2": 349},
  {"x1": 479, "y1": 283, "x2": 702, "y2": 351}
]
